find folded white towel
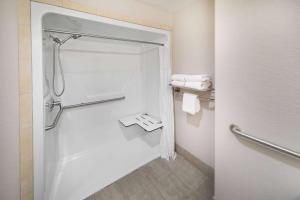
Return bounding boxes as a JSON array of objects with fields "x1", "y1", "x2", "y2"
[
  {"x1": 171, "y1": 74, "x2": 186, "y2": 82},
  {"x1": 185, "y1": 81, "x2": 212, "y2": 91},
  {"x1": 182, "y1": 93, "x2": 200, "y2": 115},
  {"x1": 185, "y1": 74, "x2": 212, "y2": 82},
  {"x1": 171, "y1": 80, "x2": 185, "y2": 87}
]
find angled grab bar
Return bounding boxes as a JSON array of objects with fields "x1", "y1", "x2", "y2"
[
  {"x1": 230, "y1": 124, "x2": 300, "y2": 159},
  {"x1": 45, "y1": 102, "x2": 63, "y2": 131},
  {"x1": 45, "y1": 96, "x2": 126, "y2": 131}
]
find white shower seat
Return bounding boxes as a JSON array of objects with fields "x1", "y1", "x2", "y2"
[{"x1": 119, "y1": 113, "x2": 163, "y2": 132}]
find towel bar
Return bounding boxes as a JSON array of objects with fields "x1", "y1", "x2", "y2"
[
  {"x1": 171, "y1": 85, "x2": 215, "y2": 101},
  {"x1": 230, "y1": 124, "x2": 300, "y2": 159}
]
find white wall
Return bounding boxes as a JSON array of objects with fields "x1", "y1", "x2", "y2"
[
  {"x1": 57, "y1": 39, "x2": 148, "y2": 157},
  {"x1": 0, "y1": 0, "x2": 20, "y2": 199},
  {"x1": 142, "y1": 46, "x2": 161, "y2": 119},
  {"x1": 42, "y1": 31, "x2": 163, "y2": 199},
  {"x1": 215, "y1": 0, "x2": 300, "y2": 199},
  {"x1": 43, "y1": 37, "x2": 61, "y2": 198},
  {"x1": 172, "y1": 0, "x2": 215, "y2": 168}
]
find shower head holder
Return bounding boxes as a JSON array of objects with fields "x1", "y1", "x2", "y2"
[{"x1": 50, "y1": 34, "x2": 82, "y2": 45}]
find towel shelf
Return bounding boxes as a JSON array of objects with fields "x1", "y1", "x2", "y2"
[
  {"x1": 171, "y1": 84, "x2": 215, "y2": 101},
  {"x1": 171, "y1": 84, "x2": 214, "y2": 93}
]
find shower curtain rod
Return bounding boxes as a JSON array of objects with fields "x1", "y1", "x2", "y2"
[{"x1": 43, "y1": 28, "x2": 165, "y2": 46}]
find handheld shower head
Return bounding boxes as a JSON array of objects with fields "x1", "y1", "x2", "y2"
[{"x1": 50, "y1": 33, "x2": 82, "y2": 97}]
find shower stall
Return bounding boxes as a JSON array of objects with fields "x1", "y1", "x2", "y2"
[{"x1": 32, "y1": 3, "x2": 174, "y2": 200}]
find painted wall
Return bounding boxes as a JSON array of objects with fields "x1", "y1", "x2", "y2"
[
  {"x1": 0, "y1": 0, "x2": 20, "y2": 199},
  {"x1": 215, "y1": 0, "x2": 300, "y2": 199},
  {"x1": 70, "y1": 0, "x2": 173, "y2": 28},
  {"x1": 172, "y1": 0, "x2": 215, "y2": 168}
]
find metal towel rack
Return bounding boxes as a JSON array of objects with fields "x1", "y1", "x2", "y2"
[
  {"x1": 45, "y1": 96, "x2": 125, "y2": 131},
  {"x1": 230, "y1": 124, "x2": 300, "y2": 159},
  {"x1": 171, "y1": 85, "x2": 215, "y2": 101}
]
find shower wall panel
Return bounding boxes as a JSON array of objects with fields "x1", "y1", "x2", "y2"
[
  {"x1": 141, "y1": 47, "x2": 161, "y2": 119},
  {"x1": 43, "y1": 37, "x2": 60, "y2": 197},
  {"x1": 37, "y1": 6, "x2": 170, "y2": 199},
  {"x1": 56, "y1": 39, "x2": 145, "y2": 158},
  {"x1": 44, "y1": 38, "x2": 162, "y2": 199}
]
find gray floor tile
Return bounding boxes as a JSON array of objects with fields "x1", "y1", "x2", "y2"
[
  {"x1": 139, "y1": 158, "x2": 172, "y2": 180},
  {"x1": 84, "y1": 194, "x2": 95, "y2": 200},
  {"x1": 192, "y1": 180, "x2": 214, "y2": 200},
  {"x1": 147, "y1": 172, "x2": 192, "y2": 200},
  {"x1": 168, "y1": 156, "x2": 208, "y2": 191},
  {"x1": 87, "y1": 155, "x2": 214, "y2": 200},
  {"x1": 94, "y1": 183, "x2": 125, "y2": 200},
  {"x1": 115, "y1": 170, "x2": 163, "y2": 200}
]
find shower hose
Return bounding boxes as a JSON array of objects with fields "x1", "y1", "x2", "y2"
[{"x1": 52, "y1": 42, "x2": 65, "y2": 97}]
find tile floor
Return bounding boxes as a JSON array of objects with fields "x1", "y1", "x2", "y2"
[{"x1": 85, "y1": 155, "x2": 214, "y2": 200}]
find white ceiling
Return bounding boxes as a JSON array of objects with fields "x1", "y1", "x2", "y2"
[{"x1": 136, "y1": 0, "x2": 198, "y2": 13}]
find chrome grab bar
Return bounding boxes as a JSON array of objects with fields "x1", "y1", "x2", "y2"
[
  {"x1": 230, "y1": 124, "x2": 300, "y2": 159},
  {"x1": 45, "y1": 102, "x2": 63, "y2": 131},
  {"x1": 45, "y1": 96, "x2": 126, "y2": 131},
  {"x1": 63, "y1": 96, "x2": 125, "y2": 109}
]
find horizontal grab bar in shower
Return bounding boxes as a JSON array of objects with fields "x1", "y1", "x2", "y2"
[
  {"x1": 45, "y1": 96, "x2": 126, "y2": 131},
  {"x1": 43, "y1": 28, "x2": 165, "y2": 46},
  {"x1": 63, "y1": 96, "x2": 126, "y2": 109},
  {"x1": 230, "y1": 124, "x2": 300, "y2": 159}
]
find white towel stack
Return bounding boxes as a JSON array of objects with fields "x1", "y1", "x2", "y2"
[
  {"x1": 171, "y1": 74, "x2": 212, "y2": 91},
  {"x1": 171, "y1": 74, "x2": 186, "y2": 82}
]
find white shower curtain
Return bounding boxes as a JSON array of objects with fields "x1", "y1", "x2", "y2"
[{"x1": 159, "y1": 47, "x2": 176, "y2": 160}]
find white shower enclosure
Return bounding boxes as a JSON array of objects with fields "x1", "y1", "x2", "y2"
[{"x1": 31, "y1": 3, "x2": 174, "y2": 200}]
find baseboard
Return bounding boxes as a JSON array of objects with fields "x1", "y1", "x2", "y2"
[{"x1": 175, "y1": 144, "x2": 214, "y2": 178}]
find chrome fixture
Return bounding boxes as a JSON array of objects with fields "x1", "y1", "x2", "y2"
[
  {"x1": 44, "y1": 28, "x2": 164, "y2": 46},
  {"x1": 45, "y1": 101, "x2": 63, "y2": 131},
  {"x1": 171, "y1": 85, "x2": 215, "y2": 101},
  {"x1": 45, "y1": 96, "x2": 126, "y2": 131},
  {"x1": 50, "y1": 33, "x2": 82, "y2": 97},
  {"x1": 50, "y1": 34, "x2": 82, "y2": 46},
  {"x1": 230, "y1": 124, "x2": 300, "y2": 159},
  {"x1": 45, "y1": 97, "x2": 61, "y2": 111}
]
